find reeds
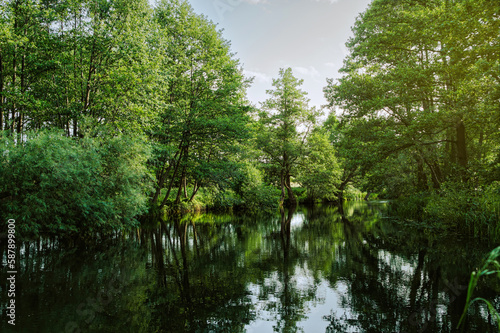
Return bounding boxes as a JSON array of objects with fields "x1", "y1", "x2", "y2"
[{"x1": 458, "y1": 246, "x2": 500, "y2": 331}]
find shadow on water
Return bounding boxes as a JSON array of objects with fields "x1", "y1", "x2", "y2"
[{"x1": 1, "y1": 201, "x2": 499, "y2": 332}]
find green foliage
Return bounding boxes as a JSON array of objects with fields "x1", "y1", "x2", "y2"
[
  {"x1": 297, "y1": 128, "x2": 340, "y2": 202},
  {"x1": 212, "y1": 189, "x2": 243, "y2": 211},
  {"x1": 459, "y1": 246, "x2": 500, "y2": 331},
  {"x1": 389, "y1": 193, "x2": 431, "y2": 222},
  {"x1": 390, "y1": 183, "x2": 500, "y2": 237},
  {"x1": 325, "y1": 0, "x2": 500, "y2": 203},
  {"x1": 0, "y1": 0, "x2": 159, "y2": 135},
  {"x1": 424, "y1": 182, "x2": 500, "y2": 236},
  {"x1": 240, "y1": 184, "x2": 281, "y2": 212},
  {"x1": 231, "y1": 162, "x2": 280, "y2": 212},
  {"x1": 291, "y1": 187, "x2": 308, "y2": 203},
  {"x1": 343, "y1": 185, "x2": 366, "y2": 202},
  {"x1": 258, "y1": 68, "x2": 318, "y2": 206},
  {"x1": 0, "y1": 130, "x2": 151, "y2": 236},
  {"x1": 149, "y1": 0, "x2": 252, "y2": 210},
  {"x1": 324, "y1": 0, "x2": 500, "y2": 238}
]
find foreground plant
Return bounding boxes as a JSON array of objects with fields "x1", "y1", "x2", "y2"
[{"x1": 458, "y1": 246, "x2": 500, "y2": 331}]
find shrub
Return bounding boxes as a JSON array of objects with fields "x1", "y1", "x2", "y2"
[
  {"x1": 344, "y1": 185, "x2": 366, "y2": 201},
  {"x1": 241, "y1": 183, "x2": 281, "y2": 212},
  {"x1": 424, "y1": 182, "x2": 500, "y2": 236},
  {"x1": 0, "y1": 130, "x2": 151, "y2": 236}
]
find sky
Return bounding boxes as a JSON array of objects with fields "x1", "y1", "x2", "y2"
[{"x1": 187, "y1": 0, "x2": 373, "y2": 111}]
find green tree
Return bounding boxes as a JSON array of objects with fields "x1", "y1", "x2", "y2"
[
  {"x1": 0, "y1": 0, "x2": 159, "y2": 137},
  {"x1": 149, "y1": 0, "x2": 252, "y2": 210},
  {"x1": 297, "y1": 127, "x2": 340, "y2": 202},
  {"x1": 324, "y1": 0, "x2": 500, "y2": 195},
  {"x1": 258, "y1": 68, "x2": 318, "y2": 206}
]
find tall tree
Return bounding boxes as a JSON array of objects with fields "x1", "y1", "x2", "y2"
[
  {"x1": 0, "y1": 0, "x2": 158, "y2": 137},
  {"x1": 149, "y1": 0, "x2": 251, "y2": 209},
  {"x1": 258, "y1": 68, "x2": 317, "y2": 206},
  {"x1": 324, "y1": 0, "x2": 500, "y2": 193}
]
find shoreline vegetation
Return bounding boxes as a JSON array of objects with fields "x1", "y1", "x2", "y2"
[{"x1": 0, "y1": 0, "x2": 498, "y2": 244}]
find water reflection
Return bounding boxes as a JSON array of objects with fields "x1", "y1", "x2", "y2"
[{"x1": 1, "y1": 202, "x2": 499, "y2": 332}]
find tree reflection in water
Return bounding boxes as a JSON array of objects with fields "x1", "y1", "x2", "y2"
[{"x1": 1, "y1": 202, "x2": 498, "y2": 333}]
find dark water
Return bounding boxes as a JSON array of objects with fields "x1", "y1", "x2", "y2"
[{"x1": 1, "y1": 202, "x2": 499, "y2": 332}]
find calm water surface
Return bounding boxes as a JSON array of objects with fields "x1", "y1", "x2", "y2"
[{"x1": 1, "y1": 202, "x2": 499, "y2": 332}]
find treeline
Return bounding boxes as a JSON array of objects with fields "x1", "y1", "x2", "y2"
[
  {"x1": 1, "y1": 0, "x2": 498, "y2": 238},
  {"x1": 0, "y1": 0, "x2": 341, "y2": 236},
  {"x1": 325, "y1": 0, "x2": 500, "y2": 237}
]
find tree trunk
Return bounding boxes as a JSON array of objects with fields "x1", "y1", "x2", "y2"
[
  {"x1": 17, "y1": 47, "x2": 25, "y2": 138},
  {"x1": 174, "y1": 165, "x2": 186, "y2": 204},
  {"x1": 174, "y1": 145, "x2": 189, "y2": 204},
  {"x1": 151, "y1": 147, "x2": 182, "y2": 205},
  {"x1": 279, "y1": 169, "x2": 286, "y2": 206},
  {"x1": 0, "y1": 50, "x2": 3, "y2": 132},
  {"x1": 336, "y1": 167, "x2": 357, "y2": 204},
  {"x1": 424, "y1": 158, "x2": 442, "y2": 190},
  {"x1": 160, "y1": 148, "x2": 184, "y2": 208},
  {"x1": 456, "y1": 119, "x2": 467, "y2": 179},
  {"x1": 11, "y1": 41, "x2": 16, "y2": 135},
  {"x1": 285, "y1": 171, "x2": 297, "y2": 206},
  {"x1": 183, "y1": 176, "x2": 188, "y2": 199},
  {"x1": 189, "y1": 182, "x2": 200, "y2": 202},
  {"x1": 479, "y1": 129, "x2": 484, "y2": 162},
  {"x1": 416, "y1": 155, "x2": 428, "y2": 191}
]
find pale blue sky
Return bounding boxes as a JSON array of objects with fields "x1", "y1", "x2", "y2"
[{"x1": 187, "y1": 0, "x2": 373, "y2": 110}]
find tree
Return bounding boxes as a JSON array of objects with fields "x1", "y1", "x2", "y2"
[
  {"x1": 0, "y1": 0, "x2": 159, "y2": 137},
  {"x1": 297, "y1": 126, "x2": 340, "y2": 202},
  {"x1": 258, "y1": 68, "x2": 318, "y2": 206},
  {"x1": 324, "y1": 0, "x2": 500, "y2": 195},
  {"x1": 149, "y1": 0, "x2": 252, "y2": 210}
]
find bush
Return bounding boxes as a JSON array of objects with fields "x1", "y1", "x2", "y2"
[
  {"x1": 241, "y1": 183, "x2": 281, "y2": 212},
  {"x1": 212, "y1": 189, "x2": 243, "y2": 211},
  {"x1": 0, "y1": 130, "x2": 151, "y2": 236},
  {"x1": 424, "y1": 182, "x2": 500, "y2": 236},
  {"x1": 344, "y1": 185, "x2": 366, "y2": 201},
  {"x1": 234, "y1": 163, "x2": 280, "y2": 212},
  {"x1": 390, "y1": 182, "x2": 500, "y2": 238}
]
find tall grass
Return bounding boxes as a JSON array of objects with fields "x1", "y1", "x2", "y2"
[{"x1": 458, "y1": 246, "x2": 500, "y2": 331}]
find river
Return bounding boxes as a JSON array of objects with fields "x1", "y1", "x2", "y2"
[{"x1": 1, "y1": 202, "x2": 498, "y2": 332}]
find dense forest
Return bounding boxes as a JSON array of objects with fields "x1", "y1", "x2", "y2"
[{"x1": 0, "y1": 0, "x2": 498, "y2": 238}]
